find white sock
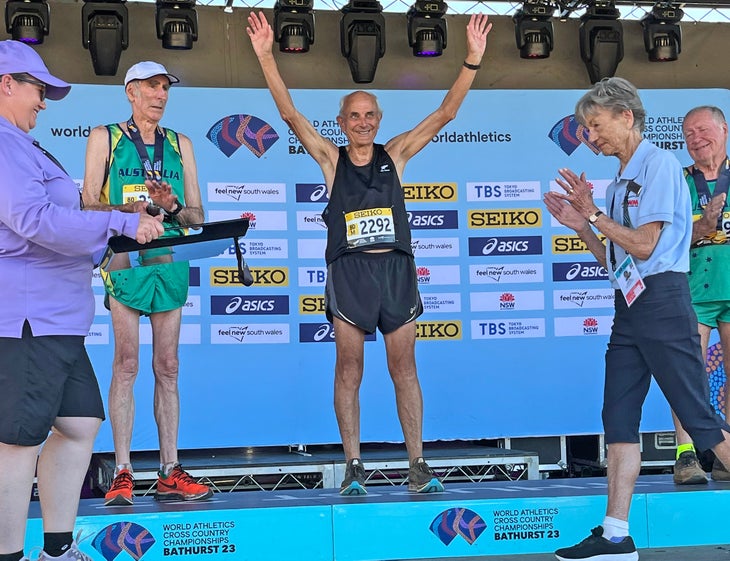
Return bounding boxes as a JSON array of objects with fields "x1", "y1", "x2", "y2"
[
  {"x1": 602, "y1": 516, "x2": 629, "y2": 541},
  {"x1": 115, "y1": 463, "x2": 133, "y2": 476}
]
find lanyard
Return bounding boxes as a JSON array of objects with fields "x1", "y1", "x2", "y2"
[
  {"x1": 33, "y1": 141, "x2": 67, "y2": 174},
  {"x1": 608, "y1": 180, "x2": 640, "y2": 270},
  {"x1": 690, "y1": 158, "x2": 730, "y2": 207},
  {"x1": 126, "y1": 117, "x2": 165, "y2": 182}
]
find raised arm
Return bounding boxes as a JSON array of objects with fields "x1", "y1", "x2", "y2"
[
  {"x1": 246, "y1": 11, "x2": 339, "y2": 183},
  {"x1": 385, "y1": 13, "x2": 492, "y2": 174}
]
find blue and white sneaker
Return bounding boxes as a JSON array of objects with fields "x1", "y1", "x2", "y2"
[{"x1": 408, "y1": 457, "x2": 444, "y2": 493}]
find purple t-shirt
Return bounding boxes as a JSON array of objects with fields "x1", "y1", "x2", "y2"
[{"x1": 0, "y1": 116, "x2": 140, "y2": 337}]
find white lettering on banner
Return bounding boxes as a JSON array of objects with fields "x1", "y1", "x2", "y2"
[
  {"x1": 470, "y1": 291, "x2": 545, "y2": 312},
  {"x1": 207, "y1": 182, "x2": 286, "y2": 203},
  {"x1": 469, "y1": 263, "x2": 544, "y2": 284},
  {"x1": 471, "y1": 319, "x2": 546, "y2": 339},
  {"x1": 553, "y1": 289, "x2": 615, "y2": 309},
  {"x1": 298, "y1": 267, "x2": 327, "y2": 286},
  {"x1": 140, "y1": 324, "x2": 201, "y2": 345},
  {"x1": 421, "y1": 293, "x2": 461, "y2": 313},
  {"x1": 466, "y1": 181, "x2": 541, "y2": 201},
  {"x1": 415, "y1": 264, "x2": 460, "y2": 285},
  {"x1": 85, "y1": 323, "x2": 109, "y2": 345},
  {"x1": 298, "y1": 238, "x2": 327, "y2": 259},
  {"x1": 296, "y1": 211, "x2": 327, "y2": 231},
  {"x1": 411, "y1": 238, "x2": 459, "y2": 257},
  {"x1": 211, "y1": 324, "x2": 290, "y2": 344},
  {"x1": 554, "y1": 316, "x2": 613, "y2": 336}
]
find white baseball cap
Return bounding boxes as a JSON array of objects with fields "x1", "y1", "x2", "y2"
[{"x1": 124, "y1": 61, "x2": 179, "y2": 87}]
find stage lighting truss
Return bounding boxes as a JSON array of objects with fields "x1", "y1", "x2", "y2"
[
  {"x1": 156, "y1": 0, "x2": 198, "y2": 50},
  {"x1": 513, "y1": 0, "x2": 555, "y2": 59},
  {"x1": 579, "y1": 0, "x2": 623, "y2": 83},
  {"x1": 5, "y1": 0, "x2": 49, "y2": 45},
  {"x1": 274, "y1": 0, "x2": 315, "y2": 53},
  {"x1": 640, "y1": 2, "x2": 683, "y2": 62},
  {"x1": 340, "y1": 0, "x2": 385, "y2": 84},
  {"x1": 406, "y1": 0, "x2": 448, "y2": 57},
  {"x1": 81, "y1": 0, "x2": 128, "y2": 76}
]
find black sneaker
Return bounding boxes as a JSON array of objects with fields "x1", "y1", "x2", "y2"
[
  {"x1": 555, "y1": 526, "x2": 638, "y2": 561},
  {"x1": 711, "y1": 458, "x2": 730, "y2": 481},
  {"x1": 340, "y1": 458, "x2": 367, "y2": 496},
  {"x1": 673, "y1": 450, "x2": 708, "y2": 485},
  {"x1": 408, "y1": 457, "x2": 444, "y2": 493}
]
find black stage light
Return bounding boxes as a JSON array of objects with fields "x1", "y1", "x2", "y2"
[
  {"x1": 156, "y1": 0, "x2": 198, "y2": 50},
  {"x1": 579, "y1": 1, "x2": 623, "y2": 83},
  {"x1": 640, "y1": 2, "x2": 682, "y2": 62},
  {"x1": 407, "y1": 0, "x2": 447, "y2": 57},
  {"x1": 274, "y1": 0, "x2": 314, "y2": 53},
  {"x1": 5, "y1": 0, "x2": 49, "y2": 45},
  {"x1": 81, "y1": 0, "x2": 128, "y2": 76},
  {"x1": 513, "y1": 0, "x2": 554, "y2": 59},
  {"x1": 340, "y1": 0, "x2": 385, "y2": 84}
]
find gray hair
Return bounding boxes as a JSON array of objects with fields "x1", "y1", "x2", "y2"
[
  {"x1": 575, "y1": 77, "x2": 646, "y2": 133},
  {"x1": 684, "y1": 105, "x2": 727, "y2": 126},
  {"x1": 339, "y1": 90, "x2": 383, "y2": 119}
]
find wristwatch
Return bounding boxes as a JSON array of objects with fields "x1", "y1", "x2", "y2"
[{"x1": 588, "y1": 210, "x2": 604, "y2": 224}]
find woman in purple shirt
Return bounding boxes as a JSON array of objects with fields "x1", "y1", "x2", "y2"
[{"x1": 0, "y1": 41, "x2": 163, "y2": 561}]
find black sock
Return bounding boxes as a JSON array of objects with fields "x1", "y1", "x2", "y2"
[
  {"x1": 43, "y1": 532, "x2": 73, "y2": 557},
  {"x1": 0, "y1": 552, "x2": 25, "y2": 561}
]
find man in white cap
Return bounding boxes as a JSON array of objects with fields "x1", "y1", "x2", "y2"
[
  {"x1": 0, "y1": 42, "x2": 163, "y2": 561},
  {"x1": 82, "y1": 61, "x2": 208, "y2": 506}
]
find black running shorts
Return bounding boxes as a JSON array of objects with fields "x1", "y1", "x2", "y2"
[
  {"x1": 325, "y1": 250, "x2": 423, "y2": 334},
  {"x1": 0, "y1": 321, "x2": 105, "y2": 446}
]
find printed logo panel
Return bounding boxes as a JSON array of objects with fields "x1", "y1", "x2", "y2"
[
  {"x1": 421, "y1": 293, "x2": 461, "y2": 313},
  {"x1": 554, "y1": 316, "x2": 613, "y2": 336},
  {"x1": 207, "y1": 182, "x2": 286, "y2": 203},
  {"x1": 470, "y1": 291, "x2": 545, "y2": 312},
  {"x1": 406, "y1": 210, "x2": 459, "y2": 230},
  {"x1": 553, "y1": 289, "x2": 615, "y2": 309},
  {"x1": 469, "y1": 263, "x2": 544, "y2": 284},
  {"x1": 411, "y1": 237, "x2": 459, "y2": 257},
  {"x1": 299, "y1": 322, "x2": 376, "y2": 342},
  {"x1": 416, "y1": 264, "x2": 460, "y2": 285},
  {"x1": 295, "y1": 183, "x2": 330, "y2": 203},
  {"x1": 468, "y1": 236, "x2": 543, "y2": 256},
  {"x1": 211, "y1": 324, "x2": 290, "y2": 344},
  {"x1": 471, "y1": 318, "x2": 546, "y2": 339},
  {"x1": 402, "y1": 183, "x2": 458, "y2": 202},
  {"x1": 552, "y1": 262, "x2": 609, "y2": 282},
  {"x1": 210, "y1": 295, "x2": 290, "y2": 315},
  {"x1": 468, "y1": 209, "x2": 542, "y2": 228},
  {"x1": 466, "y1": 181, "x2": 541, "y2": 202}
]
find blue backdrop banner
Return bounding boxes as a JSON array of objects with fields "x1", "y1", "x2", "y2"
[{"x1": 33, "y1": 86, "x2": 730, "y2": 452}]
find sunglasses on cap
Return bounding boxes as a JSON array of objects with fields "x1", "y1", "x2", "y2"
[{"x1": 10, "y1": 73, "x2": 46, "y2": 102}]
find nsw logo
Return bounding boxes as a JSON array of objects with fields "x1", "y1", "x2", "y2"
[
  {"x1": 206, "y1": 114, "x2": 279, "y2": 158},
  {"x1": 468, "y1": 236, "x2": 542, "y2": 256},
  {"x1": 553, "y1": 262, "x2": 609, "y2": 281},
  {"x1": 93, "y1": 521, "x2": 155, "y2": 560},
  {"x1": 430, "y1": 508, "x2": 486, "y2": 546}
]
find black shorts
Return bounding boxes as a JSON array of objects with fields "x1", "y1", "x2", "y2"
[
  {"x1": 0, "y1": 321, "x2": 105, "y2": 446},
  {"x1": 325, "y1": 250, "x2": 423, "y2": 335},
  {"x1": 602, "y1": 272, "x2": 730, "y2": 451}
]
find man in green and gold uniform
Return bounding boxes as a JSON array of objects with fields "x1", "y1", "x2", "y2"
[
  {"x1": 82, "y1": 61, "x2": 209, "y2": 505},
  {"x1": 671, "y1": 105, "x2": 730, "y2": 484}
]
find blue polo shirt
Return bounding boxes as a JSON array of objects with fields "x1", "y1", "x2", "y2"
[
  {"x1": 0, "y1": 115, "x2": 140, "y2": 338},
  {"x1": 604, "y1": 139, "x2": 691, "y2": 289}
]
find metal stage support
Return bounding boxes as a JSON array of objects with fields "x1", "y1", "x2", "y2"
[{"x1": 91, "y1": 443, "x2": 540, "y2": 498}]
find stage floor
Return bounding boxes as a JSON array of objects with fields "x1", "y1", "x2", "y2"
[{"x1": 25, "y1": 474, "x2": 730, "y2": 560}]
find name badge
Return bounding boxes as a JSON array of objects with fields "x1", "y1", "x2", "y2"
[
  {"x1": 122, "y1": 184, "x2": 149, "y2": 205},
  {"x1": 614, "y1": 254, "x2": 645, "y2": 306},
  {"x1": 344, "y1": 207, "x2": 395, "y2": 248}
]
